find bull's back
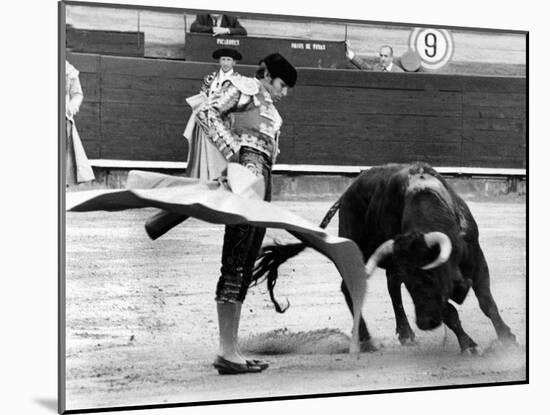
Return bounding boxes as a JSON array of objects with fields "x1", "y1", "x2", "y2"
[{"x1": 339, "y1": 162, "x2": 480, "y2": 256}]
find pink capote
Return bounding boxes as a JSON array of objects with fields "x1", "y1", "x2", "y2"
[{"x1": 66, "y1": 164, "x2": 368, "y2": 355}]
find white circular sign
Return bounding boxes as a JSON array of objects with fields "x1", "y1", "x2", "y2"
[{"x1": 409, "y1": 28, "x2": 454, "y2": 70}]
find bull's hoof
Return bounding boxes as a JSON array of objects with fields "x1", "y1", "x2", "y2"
[
  {"x1": 460, "y1": 346, "x2": 478, "y2": 356},
  {"x1": 398, "y1": 336, "x2": 418, "y2": 346},
  {"x1": 397, "y1": 327, "x2": 416, "y2": 346},
  {"x1": 360, "y1": 339, "x2": 381, "y2": 352},
  {"x1": 499, "y1": 332, "x2": 518, "y2": 346}
]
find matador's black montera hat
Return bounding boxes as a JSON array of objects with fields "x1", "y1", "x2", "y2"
[
  {"x1": 212, "y1": 48, "x2": 242, "y2": 61},
  {"x1": 259, "y1": 53, "x2": 297, "y2": 87}
]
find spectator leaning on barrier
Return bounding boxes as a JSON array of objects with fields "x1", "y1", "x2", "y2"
[
  {"x1": 190, "y1": 13, "x2": 247, "y2": 36},
  {"x1": 185, "y1": 48, "x2": 243, "y2": 180},
  {"x1": 195, "y1": 53, "x2": 297, "y2": 375},
  {"x1": 345, "y1": 40, "x2": 404, "y2": 72},
  {"x1": 65, "y1": 60, "x2": 95, "y2": 187}
]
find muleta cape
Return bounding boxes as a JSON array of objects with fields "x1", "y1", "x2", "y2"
[{"x1": 66, "y1": 164, "x2": 368, "y2": 355}]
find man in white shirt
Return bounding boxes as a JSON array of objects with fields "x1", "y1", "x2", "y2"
[{"x1": 345, "y1": 40, "x2": 404, "y2": 72}]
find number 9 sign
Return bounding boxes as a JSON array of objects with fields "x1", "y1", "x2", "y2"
[{"x1": 408, "y1": 28, "x2": 454, "y2": 70}]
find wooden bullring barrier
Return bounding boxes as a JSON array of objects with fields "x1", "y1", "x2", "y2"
[{"x1": 68, "y1": 52, "x2": 525, "y2": 170}]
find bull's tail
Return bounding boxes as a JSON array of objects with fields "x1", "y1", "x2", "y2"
[{"x1": 251, "y1": 198, "x2": 342, "y2": 312}]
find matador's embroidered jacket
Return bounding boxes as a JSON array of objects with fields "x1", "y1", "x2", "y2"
[
  {"x1": 196, "y1": 75, "x2": 283, "y2": 162},
  {"x1": 200, "y1": 70, "x2": 240, "y2": 96}
]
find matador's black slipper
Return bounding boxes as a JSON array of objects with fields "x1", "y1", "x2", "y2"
[
  {"x1": 213, "y1": 356, "x2": 267, "y2": 375},
  {"x1": 246, "y1": 359, "x2": 269, "y2": 370}
]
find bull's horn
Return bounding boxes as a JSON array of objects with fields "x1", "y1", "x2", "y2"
[
  {"x1": 421, "y1": 232, "x2": 452, "y2": 270},
  {"x1": 365, "y1": 239, "x2": 394, "y2": 276}
]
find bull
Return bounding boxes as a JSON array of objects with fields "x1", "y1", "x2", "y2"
[{"x1": 253, "y1": 162, "x2": 517, "y2": 353}]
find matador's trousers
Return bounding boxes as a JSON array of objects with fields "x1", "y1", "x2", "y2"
[{"x1": 215, "y1": 146, "x2": 272, "y2": 303}]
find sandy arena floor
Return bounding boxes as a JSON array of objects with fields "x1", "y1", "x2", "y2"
[{"x1": 63, "y1": 197, "x2": 526, "y2": 411}]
